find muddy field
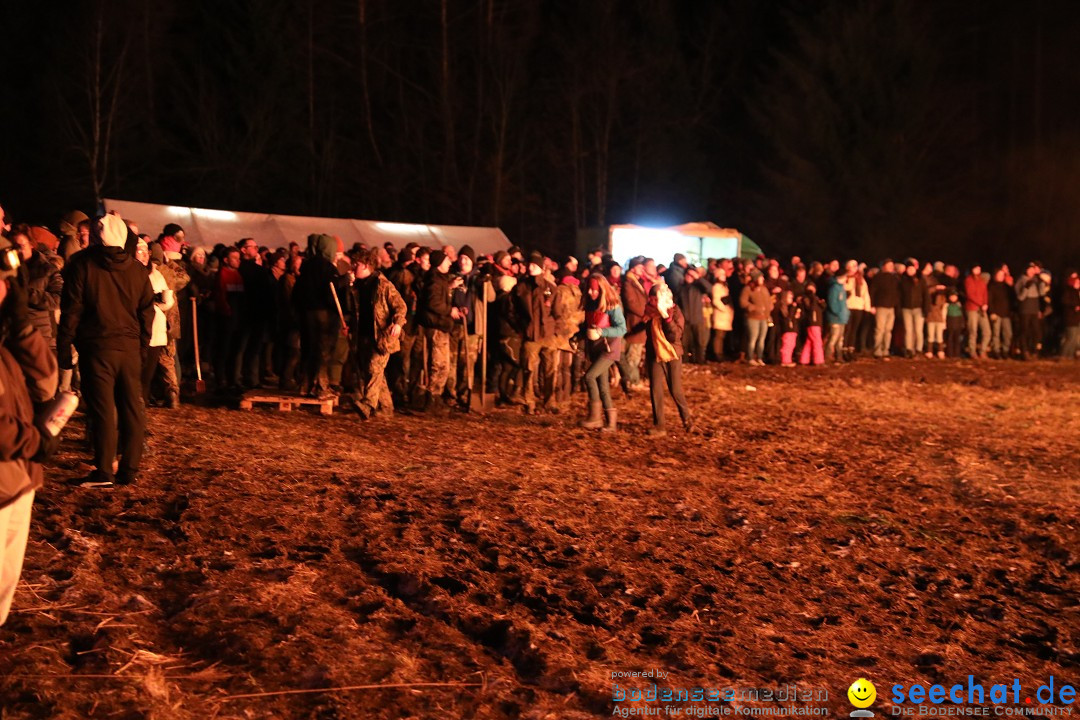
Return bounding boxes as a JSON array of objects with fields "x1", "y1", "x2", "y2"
[{"x1": 1, "y1": 359, "x2": 1078, "y2": 719}]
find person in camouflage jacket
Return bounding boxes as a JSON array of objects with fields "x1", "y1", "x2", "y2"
[{"x1": 346, "y1": 248, "x2": 407, "y2": 418}]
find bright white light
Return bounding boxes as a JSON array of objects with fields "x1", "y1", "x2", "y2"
[
  {"x1": 166, "y1": 206, "x2": 190, "y2": 216},
  {"x1": 375, "y1": 222, "x2": 427, "y2": 235},
  {"x1": 191, "y1": 208, "x2": 238, "y2": 221},
  {"x1": 610, "y1": 227, "x2": 688, "y2": 266}
]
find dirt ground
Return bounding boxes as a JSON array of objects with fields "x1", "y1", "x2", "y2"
[{"x1": 0, "y1": 359, "x2": 1077, "y2": 719}]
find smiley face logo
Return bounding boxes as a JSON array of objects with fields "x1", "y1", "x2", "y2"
[{"x1": 848, "y1": 678, "x2": 876, "y2": 708}]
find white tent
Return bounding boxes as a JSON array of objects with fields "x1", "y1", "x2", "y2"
[{"x1": 104, "y1": 199, "x2": 512, "y2": 257}]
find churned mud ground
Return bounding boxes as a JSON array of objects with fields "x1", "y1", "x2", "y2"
[{"x1": 0, "y1": 359, "x2": 1077, "y2": 719}]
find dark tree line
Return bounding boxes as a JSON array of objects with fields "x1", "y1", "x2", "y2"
[{"x1": 1, "y1": 0, "x2": 1077, "y2": 268}]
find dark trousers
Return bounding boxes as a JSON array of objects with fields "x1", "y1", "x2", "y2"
[
  {"x1": 303, "y1": 309, "x2": 339, "y2": 391},
  {"x1": 141, "y1": 346, "x2": 163, "y2": 403},
  {"x1": 1019, "y1": 313, "x2": 1041, "y2": 356},
  {"x1": 684, "y1": 323, "x2": 708, "y2": 364},
  {"x1": 213, "y1": 311, "x2": 242, "y2": 387},
  {"x1": 946, "y1": 317, "x2": 964, "y2": 358},
  {"x1": 81, "y1": 346, "x2": 146, "y2": 477},
  {"x1": 844, "y1": 309, "x2": 864, "y2": 350},
  {"x1": 647, "y1": 357, "x2": 691, "y2": 428}
]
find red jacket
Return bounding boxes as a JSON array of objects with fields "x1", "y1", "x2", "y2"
[
  {"x1": 0, "y1": 325, "x2": 58, "y2": 509},
  {"x1": 963, "y1": 274, "x2": 988, "y2": 312}
]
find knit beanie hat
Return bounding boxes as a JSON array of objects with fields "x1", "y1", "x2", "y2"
[
  {"x1": 430, "y1": 250, "x2": 447, "y2": 270},
  {"x1": 99, "y1": 214, "x2": 128, "y2": 248},
  {"x1": 458, "y1": 245, "x2": 476, "y2": 263}
]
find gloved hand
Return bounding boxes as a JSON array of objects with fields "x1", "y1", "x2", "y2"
[
  {"x1": 5, "y1": 279, "x2": 30, "y2": 331},
  {"x1": 32, "y1": 422, "x2": 60, "y2": 463}
]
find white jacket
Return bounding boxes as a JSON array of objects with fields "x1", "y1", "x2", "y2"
[
  {"x1": 149, "y1": 268, "x2": 174, "y2": 348},
  {"x1": 842, "y1": 274, "x2": 871, "y2": 311}
]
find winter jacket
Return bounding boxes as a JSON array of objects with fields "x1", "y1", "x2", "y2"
[
  {"x1": 899, "y1": 275, "x2": 928, "y2": 310},
  {"x1": 156, "y1": 261, "x2": 189, "y2": 339},
  {"x1": 963, "y1": 274, "x2": 989, "y2": 312},
  {"x1": 739, "y1": 284, "x2": 774, "y2": 321},
  {"x1": 214, "y1": 266, "x2": 245, "y2": 317},
  {"x1": 679, "y1": 275, "x2": 713, "y2": 327},
  {"x1": 23, "y1": 251, "x2": 62, "y2": 343},
  {"x1": 348, "y1": 272, "x2": 408, "y2": 354},
  {"x1": 491, "y1": 289, "x2": 520, "y2": 342},
  {"x1": 585, "y1": 305, "x2": 626, "y2": 362},
  {"x1": 664, "y1": 263, "x2": 687, "y2": 295},
  {"x1": 824, "y1": 277, "x2": 850, "y2": 325},
  {"x1": 987, "y1": 280, "x2": 1014, "y2": 317},
  {"x1": 1015, "y1": 275, "x2": 1047, "y2": 315},
  {"x1": 621, "y1": 274, "x2": 648, "y2": 344},
  {"x1": 0, "y1": 322, "x2": 58, "y2": 509},
  {"x1": 927, "y1": 290, "x2": 947, "y2": 323},
  {"x1": 870, "y1": 271, "x2": 901, "y2": 308},
  {"x1": 710, "y1": 281, "x2": 734, "y2": 331},
  {"x1": 294, "y1": 235, "x2": 348, "y2": 315},
  {"x1": 801, "y1": 292, "x2": 824, "y2": 327},
  {"x1": 1063, "y1": 286, "x2": 1080, "y2": 327},
  {"x1": 148, "y1": 267, "x2": 171, "y2": 348},
  {"x1": 417, "y1": 270, "x2": 454, "y2": 332},
  {"x1": 842, "y1": 273, "x2": 871, "y2": 311},
  {"x1": 642, "y1": 305, "x2": 685, "y2": 362},
  {"x1": 57, "y1": 244, "x2": 154, "y2": 368},
  {"x1": 552, "y1": 280, "x2": 584, "y2": 342},
  {"x1": 514, "y1": 275, "x2": 556, "y2": 342},
  {"x1": 779, "y1": 303, "x2": 801, "y2": 334}
]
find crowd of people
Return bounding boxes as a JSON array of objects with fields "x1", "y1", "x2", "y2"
[{"x1": 0, "y1": 204, "x2": 1078, "y2": 625}]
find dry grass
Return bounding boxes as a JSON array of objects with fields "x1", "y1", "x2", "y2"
[{"x1": 0, "y1": 358, "x2": 1077, "y2": 719}]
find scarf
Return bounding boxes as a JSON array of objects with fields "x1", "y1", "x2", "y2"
[{"x1": 650, "y1": 316, "x2": 679, "y2": 362}]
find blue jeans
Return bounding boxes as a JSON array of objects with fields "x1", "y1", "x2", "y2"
[
  {"x1": 585, "y1": 355, "x2": 616, "y2": 409},
  {"x1": 746, "y1": 318, "x2": 768, "y2": 361}
]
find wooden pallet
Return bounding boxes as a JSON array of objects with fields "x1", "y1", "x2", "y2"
[{"x1": 239, "y1": 392, "x2": 335, "y2": 415}]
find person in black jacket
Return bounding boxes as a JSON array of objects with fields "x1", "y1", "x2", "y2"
[
  {"x1": 415, "y1": 250, "x2": 460, "y2": 412},
  {"x1": 678, "y1": 265, "x2": 712, "y2": 364},
  {"x1": 870, "y1": 259, "x2": 901, "y2": 358},
  {"x1": 987, "y1": 266, "x2": 1014, "y2": 359},
  {"x1": 293, "y1": 234, "x2": 348, "y2": 399},
  {"x1": 57, "y1": 214, "x2": 154, "y2": 488},
  {"x1": 899, "y1": 261, "x2": 928, "y2": 358}
]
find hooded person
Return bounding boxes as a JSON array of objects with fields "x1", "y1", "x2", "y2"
[
  {"x1": 56, "y1": 214, "x2": 154, "y2": 487},
  {"x1": 293, "y1": 233, "x2": 349, "y2": 398},
  {"x1": 58, "y1": 210, "x2": 89, "y2": 261}
]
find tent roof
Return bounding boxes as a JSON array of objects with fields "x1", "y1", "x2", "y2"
[
  {"x1": 739, "y1": 234, "x2": 763, "y2": 260},
  {"x1": 609, "y1": 221, "x2": 744, "y2": 241},
  {"x1": 104, "y1": 199, "x2": 511, "y2": 257}
]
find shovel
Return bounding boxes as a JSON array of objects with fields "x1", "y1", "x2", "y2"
[
  {"x1": 468, "y1": 291, "x2": 495, "y2": 414},
  {"x1": 191, "y1": 297, "x2": 205, "y2": 393}
]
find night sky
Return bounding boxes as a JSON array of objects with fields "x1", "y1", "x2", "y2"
[{"x1": 2, "y1": 0, "x2": 1078, "y2": 269}]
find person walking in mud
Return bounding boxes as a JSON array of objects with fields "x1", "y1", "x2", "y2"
[
  {"x1": 345, "y1": 247, "x2": 407, "y2": 418},
  {"x1": 579, "y1": 274, "x2": 625, "y2": 432},
  {"x1": 57, "y1": 214, "x2": 154, "y2": 488}
]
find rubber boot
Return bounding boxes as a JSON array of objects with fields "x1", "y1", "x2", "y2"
[
  {"x1": 601, "y1": 408, "x2": 618, "y2": 433},
  {"x1": 579, "y1": 401, "x2": 603, "y2": 429}
]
